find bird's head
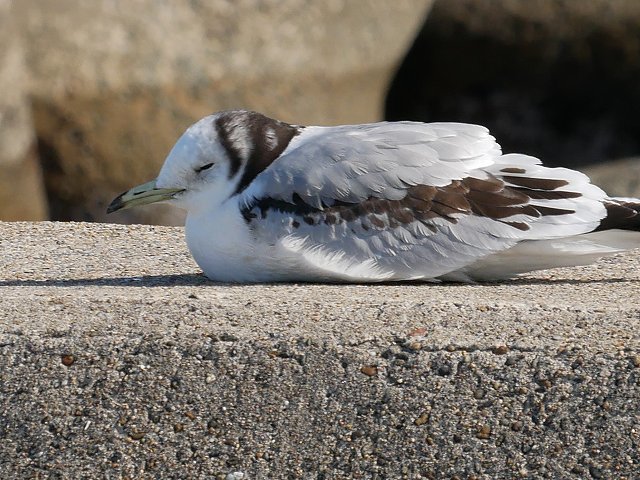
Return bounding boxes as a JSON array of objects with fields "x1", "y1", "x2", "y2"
[{"x1": 107, "y1": 110, "x2": 301, "y2": 215}]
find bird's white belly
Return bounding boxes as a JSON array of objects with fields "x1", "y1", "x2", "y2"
[
  {"x1": 184, "y1": 202, "x2": 302, "y2": 282},
  {"x1": 185, "y1": 204, "x2": 254, "y2": 282}
]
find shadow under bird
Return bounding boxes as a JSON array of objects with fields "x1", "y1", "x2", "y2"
[{"x1": 107, "y1": 110, "x2": 640, "y2": 283}]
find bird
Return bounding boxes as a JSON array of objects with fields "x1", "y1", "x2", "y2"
[{"x1": 107, "y1": 110, "x2": 640, "y2": 283}]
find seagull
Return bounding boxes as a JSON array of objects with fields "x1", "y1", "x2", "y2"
[{"x1": 107, "y1": 110, "x2": 640, "y2": 283}]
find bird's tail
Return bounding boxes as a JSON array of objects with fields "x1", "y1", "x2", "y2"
[
  {"x1": 465, "y1": 229, "x2": 640, "y2": 280},
  {"x1": 463, "y1": 197, "x2": 640, "y2": 281},
  {"x1": 596, "y1": 197, "x2": 640, "y2": 232}
]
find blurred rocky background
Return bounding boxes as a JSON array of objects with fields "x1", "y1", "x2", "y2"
[
  {"x1": 387, "y1": 0, "x2": 640, "y2": 197},
  {"x1": 1, "y1": 0, "x2": 433, "y2": 225},
  {"x1": 1, "y1": 0, "x2": 638, "y2": 225}
]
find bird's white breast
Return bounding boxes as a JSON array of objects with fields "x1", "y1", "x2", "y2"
[
  {"x1": 184, "y1": 199, "x2": 257, "y2": 282},
  {"x1": 184, "y1": 199, "x2": 302, "y2": 282}
]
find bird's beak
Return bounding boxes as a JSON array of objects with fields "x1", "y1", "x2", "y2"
[{"x1": 107, "y1": 179, "x2": 184, "y2": 213}]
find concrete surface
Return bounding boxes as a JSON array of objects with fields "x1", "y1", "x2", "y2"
[{"x1": 1, "y1": 221, "x2": 639, "y2": 479}]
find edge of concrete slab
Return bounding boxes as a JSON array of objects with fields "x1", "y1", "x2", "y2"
[{"x1": 1, "y1": 221, "x2": 639, "y2": 478}]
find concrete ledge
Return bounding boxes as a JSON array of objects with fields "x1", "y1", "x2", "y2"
[{"x1": 1, "y1": 221, "x2": 639, "y2": 478}]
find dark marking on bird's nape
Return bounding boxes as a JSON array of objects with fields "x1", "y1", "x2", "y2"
[
  {"x1": 214, "y1": 113, "x2": 246, "y2": 177},
  {"x1": 239, "y1": 112, "x2": 303, "y2": 194},
  {"x1": 596, "y1": 200, "x2": 640, "y2": 232},
  {"x1": 214, "y1": 110, "x2": 303, "y2": 189},
  {"x1": 215, "y1": 110, "x2": 303, "y2": 197}
]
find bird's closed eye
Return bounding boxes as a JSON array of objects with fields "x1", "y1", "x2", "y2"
[{"x1": 195, "y1": 163, "x2": 214, "y2": 173}]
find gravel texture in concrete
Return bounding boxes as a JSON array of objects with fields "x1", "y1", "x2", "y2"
[{"x1": 1, "y1": 221, "x2": 639, "y2": 479}]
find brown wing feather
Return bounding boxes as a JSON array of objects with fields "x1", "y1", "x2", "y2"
[{"x1": 242, "y1": 172, "x2": 583, "y2": 234}]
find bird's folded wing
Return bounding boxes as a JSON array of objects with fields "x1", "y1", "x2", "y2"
[{"x1": 239, "y1": 122, "x2": 609, "y2": 281}]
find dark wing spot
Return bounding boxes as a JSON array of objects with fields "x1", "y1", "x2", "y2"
[
  {"x1": 432, "y1": 181, "x2": 471, "y2": 215},
  {"x1": 391, "y1": 208, "x2": 415, "y2": 224},
  {"x1": 511, "y1": 188, "x2": 582, "y2": 200},
  {"x1": 463, "y1": 177, "x2": 532, "y2": 219},
  {"x1": 502, "y1": 175, "x2": 569, "y2": 190},
  {"x1": 533, "y1": 205, "x2": 576, "y2": 216},
  {"x1": 338, "y1": 208, "x2": 357, "y2": 223},
  {"x1": 463, "y1": 176, "x2": 503, "y2": 193},
  {"x1": 415, "y1": 210, "x2": 439, "y2": 221},
  {"x1": 370, "y1": 216, "x2": 385, "y2": 228},
  {"x1": 501, "y1": 221, "x2": 530, "y2": 231},
  {"x1": 500, "y1": 167, "x2": 526, "y2": 174},
  {"x1": 404, "y1": 196, "x2": 432, "y2": 213},
  {"x1": 430, "y1": 201, "x2": 465, "y2": 220},
  {"x1": 324, "y1": 213, "x2": 338, "y2": 225},
  {"x1": 408, "y1": 184, "x2": 437, "y2": 199},
  {"x1": 215, "y1": 115, "x2": 245, "y2": 177},
  {"x1": 371, "y1": 199, "x2": 392, "y2": 215},
  {"x1": 466, "y1": 185, "x2": 529, "y2": 207},
  {"x1": 463, "y1": 175, "x2": 579, "y2": 224}
]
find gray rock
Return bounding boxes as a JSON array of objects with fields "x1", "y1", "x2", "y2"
[
  {"x1": 9, "y1": 0, "x2": 432, "y2": 224},
  {"x1": 1, "y1": 221, "x2": 639, "y2": 478},
  {"x1": 0, "y1": 0, "x2": 47, "y2": 221}
]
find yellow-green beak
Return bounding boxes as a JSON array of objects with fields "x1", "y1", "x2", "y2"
[{"x1": 106, "y1": 179, "x2": 184, "y2": 214}]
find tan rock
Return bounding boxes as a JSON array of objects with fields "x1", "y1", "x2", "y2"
[
  {"x1": 13, "y1": 0, "x2": 433, "y2": 224},
  {"x1": 0, "y1": 0, "x2": 47, "y2": 221},
  {"x1": 0, "y1": 147, "x2": 48, "y2": 221}
]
